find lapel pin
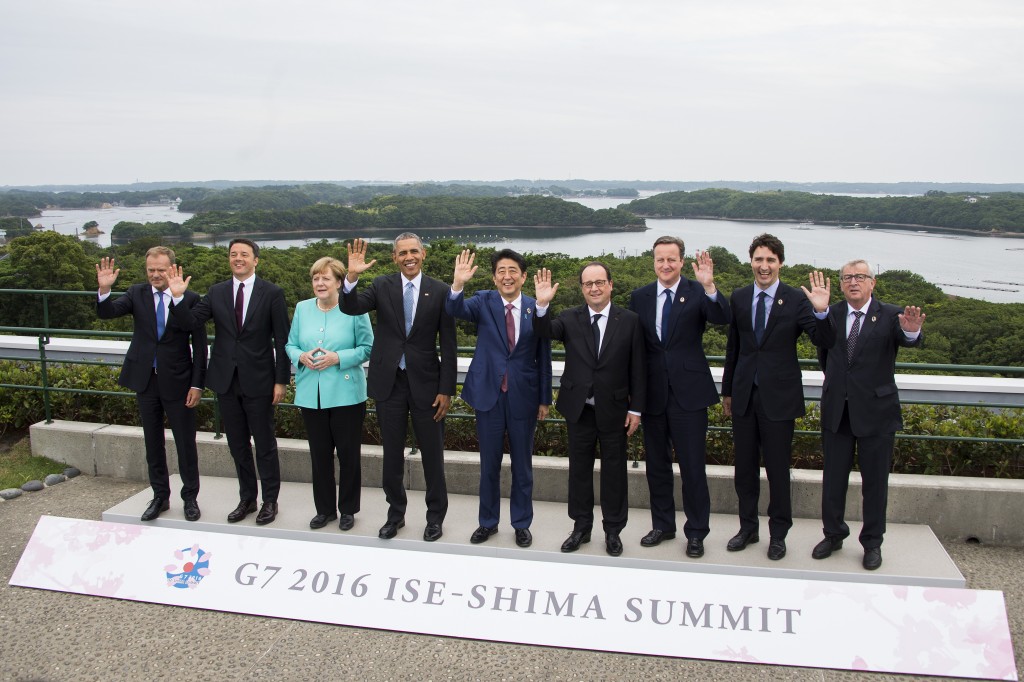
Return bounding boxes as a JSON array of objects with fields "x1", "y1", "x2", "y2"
[
  {"x1": 424, "y1": 292, "x2": 430, "y2": 297},
  {"x1": 526, "y1": 307, "x2": 533, "y2": 314},
  {"x1": 678, "y1": 296, "x2": 685, "y2": 304},
  {"x1": 777, "y1": 298, "x2": 784, "y2": 305},
  {"x1": 871, "y1": 315, "x2": 877, "y2": 322}
]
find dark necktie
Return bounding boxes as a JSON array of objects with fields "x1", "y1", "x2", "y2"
[
  {"x1": 502, "y1": 303, "x2": 515, "y2": 392},
  {"x1": 592, "y1": 313, "x2": 602, "y2": 359},
  {"x1": 754, "y1": 291, "x2": 767, "y2": 345},
  {"x1": 660, "y1": 288, "x2": 672, "y2": 344},
  {"x1": 847, "y1": 310, "x2": 865, "y2": 363},
  {"x1": 234, "y1": 282, "x2": 245, "y2": 331},
  {"x1": 154, "y1": 291, "x2": 165, "y2": 369}
]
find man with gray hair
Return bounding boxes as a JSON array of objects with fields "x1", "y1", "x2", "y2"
[
  {"x1": 813, "y1": 259, "x2": 924, "y2": 570},
  {"x1": 342, "y1": 234, "x2": 457, "y2": 542}
]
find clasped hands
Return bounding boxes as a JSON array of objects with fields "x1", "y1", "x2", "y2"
[{"x1": 298, "y1": 348, "x2": 340, "y2": 371}]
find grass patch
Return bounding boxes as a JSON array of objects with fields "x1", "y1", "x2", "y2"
[{"x1": 0, "y1": 430, "x2": 67, "y2": 490}]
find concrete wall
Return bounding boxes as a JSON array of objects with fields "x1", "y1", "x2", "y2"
[{"x1": 30, "y1": 419, "x2": 1024, "y2": 546}]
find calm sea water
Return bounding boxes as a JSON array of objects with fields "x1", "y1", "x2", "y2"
[{"x1": 18, "y1": 197, "x2": 1024, "y2": 303}]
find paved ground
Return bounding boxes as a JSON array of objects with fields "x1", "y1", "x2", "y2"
[{"x1": 1, "y1": 474, "x2": 1022, "y2": 681}]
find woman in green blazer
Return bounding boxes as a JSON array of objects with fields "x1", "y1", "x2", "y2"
[{"x1": 286, "y1": 257, "x2": 374, "y2": 531}]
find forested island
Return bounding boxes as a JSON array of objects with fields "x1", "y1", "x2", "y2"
[
  {"x1": 624, "y1": 189, "x2": 1024, "y2": 234},
  {"x1": 110, "y1": 195, "x2": 644, "y2": 242}
]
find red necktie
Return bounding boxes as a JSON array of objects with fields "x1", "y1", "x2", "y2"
[
  {"x1": 234, "y1": 282, "x2": 244, "y2": 331},
  {"x1": 501, "y1": 303, "x2": 516, "y2": 392}
]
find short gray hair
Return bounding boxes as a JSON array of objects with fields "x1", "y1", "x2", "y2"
[
  {"x1": 393, "y1": 232, "x2": 423, "y2": 250},
  {"x1": 841, "y1": 259, "x2": 875, "y2": 277}
]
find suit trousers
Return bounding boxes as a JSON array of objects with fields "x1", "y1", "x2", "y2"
[
  {"x1": 641, "y1": 398, "x2": 711, "y2": 540},
  {"x1": 137, "y1": 371, "x2": 200, "y2": 501},
  {"x1": 218, "y1": 372, "x2": 281, "y2": 503},
  {"x1": 566, "y1": 404, "x2": 628, "y2": 534},
  {"x1": 301, "y1": 401, "x2": 366, "y2": 517},
  {"x1": 377, "y1": 369, "x2": 448, "y2": 525},
  {"x1": 821, "y1": 404, "x2": 894, "y2": 549},
  {"x1": 732, "y1": 386, "x2": 794, "y2": 539},
  {"x1": 475, "y1": 391, "x2": 536, "y2": 529}
]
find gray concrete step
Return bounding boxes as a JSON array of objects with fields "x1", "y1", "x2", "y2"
[{"x1": 103, "y1": 474, "x2": 965, "y2": 588}]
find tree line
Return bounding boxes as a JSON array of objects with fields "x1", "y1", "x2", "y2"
[{"x1": 624, "y1": 188, "x2": 1024, "y2": 233}]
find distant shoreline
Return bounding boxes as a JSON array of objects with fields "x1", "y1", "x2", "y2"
[
  {"x1": 187, "y1": 223, "x2": 649, "y2": 243},
  {"x1": 642, "y1": 215, "x2": 1024, "y2": 239}
]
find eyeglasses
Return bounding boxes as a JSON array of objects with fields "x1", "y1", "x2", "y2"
[
  {"x1": 840, "y1": 274, "x2": 873, "y2": 283},
  {"x1": 581, "y1": 280, "x2": 608, "y2": 289}
]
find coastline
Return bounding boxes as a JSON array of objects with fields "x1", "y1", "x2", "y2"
[
  {"x1": 638, "y1": 214, "x2": 1024, "y2": 239},
  {"x1": 188, "y1": 223, "x2": 649, "y2": 242}
]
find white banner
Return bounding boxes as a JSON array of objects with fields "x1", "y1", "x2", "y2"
[{"x1": 10, "y1": 516, "x2": 1017, "y2": 680}]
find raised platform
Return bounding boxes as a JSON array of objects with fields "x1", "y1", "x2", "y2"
[{"x1": 103, "y1": 474, "x2": 965, "y2": 588}]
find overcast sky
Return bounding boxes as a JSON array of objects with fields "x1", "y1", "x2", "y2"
[{"x1": 2, "y1": 0, "x2": 1021, "y2": 186}]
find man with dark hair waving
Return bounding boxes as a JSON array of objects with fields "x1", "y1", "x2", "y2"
[
  {"x1": 341, "y1": 235, "x2": 457, "y2": 543},
  {"x1": 446, "y1": 248, "x2": 552, "y2": 548},
  {"x1": 168, "y1": 238, "x2": 290, "y2": 526}
]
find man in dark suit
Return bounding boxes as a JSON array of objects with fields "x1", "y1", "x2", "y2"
[
  {"x1": 722, "y1": 233, "x2": 835, "y2": 560},
  {"x1": 342, "y1": 234, "x2": 457, "y2": 542},
  {"x1": 629, "y1": 236, "x2": 731, "y2": 559},
  {"x1": 533, "y1": 262, "x2": 646, "y2": 557},
  {"x1": 96, "y1": 247, "x2": 207, "y2": 522},
  {"x1": 813, "y1": 259, "x2": 924, "y2": 570},
  {"x1": 446, "y1": 248, "x2": 552, "y2": 548},
  {"x1": 167, "y1": 238, "x2": 290, "y2": 526}
]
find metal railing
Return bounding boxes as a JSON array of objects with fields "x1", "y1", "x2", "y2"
[{"x1": 2, "y1": 288, "x2": 1023, "y2": 454}]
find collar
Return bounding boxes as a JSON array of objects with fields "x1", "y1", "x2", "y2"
[
  {"x1": 151, "y1": 286, "x2": 169, "y2": 297},
  {"x1": 848, "y1": 297, "x2": 873, "y2": 316},
  {"x1": 233, "y1": 273, "x2": 256, "y2": 289},
  {"x1": 401, "y1": 272, "x2": 423, "y2": 289},
  {"x1": 754, "y1": 279, "x2": 781, "y2": 300},
  {"x1": 501, "y1": 293, "x2": 523, "y2": 310},
  {"x1": 587, "y1": 302, "x2": 612, "y2": 318}
]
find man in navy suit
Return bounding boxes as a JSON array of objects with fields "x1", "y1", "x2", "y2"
[
  {"x1": 342, "y1": 234, "x2": 457, "y2": 542},
  {"x1": 813, "y1": 259, "x2": 924, "y2": 570},
  {"x1": 722, "y1": 233, "x2": 835, "y2": 561},
  {"x1": 446, "y1": 248, "x2": 552, "y2": 548},
  {"x1": 168, "y1": 238, "x2": 291, "y2": 526},
  {"x1": 534, "y1": 263, "x2": 646, "y2": 557},
  {"x1": 96, "y1": 246, "x2": 207, "y2": 522},
  {"x1": 629, "y1": 236, "x2": 730, "y2": 559}
]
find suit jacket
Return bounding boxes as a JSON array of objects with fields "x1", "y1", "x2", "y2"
[
  {"x1": 341, "y1": 272, "x2": 457, "y2": 409},
  {"x1": 98, "y1": 284, "x2": 207, "y2": 400},
  {"x1": 629, "y1": 278, "x2": 731, "y2": 414},
  {"x1": 285, "y1": 298, "x2": 374, "y2": 409},
  {"x1": 171, "y1": 277, "x2": 291, "y2": 396},
  {"x1": 534, "y1": 303, "x2": 646, "y2": 425},
  {"x1": 446, "y1": 289, "x2": 552, "y2": 419},
  {"x1": 818, "y1": 298, "x2": 922, "y2": 437},
  {"x1": 722, "y1": 282, "x2": 835, "y2": 421}
]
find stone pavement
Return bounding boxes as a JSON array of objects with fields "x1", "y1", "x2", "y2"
[{"x1": 2, "y1": 474, "x2": 1023, "y2": 681}]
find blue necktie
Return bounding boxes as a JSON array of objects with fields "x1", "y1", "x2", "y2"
[
  {"x1": 660, "y1": 288, "x2": 672, "y2": 344},
  {"x1": 400, "y1": 281, "x2": 414, "y2": 370},
  {"x1": 754, "y1": 291, "x2": 767, "y2": 346},
  {"x1": 154, "y1": 291, "x2": 165, "y2": 369}
]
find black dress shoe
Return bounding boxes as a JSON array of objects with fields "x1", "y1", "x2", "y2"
[
  {"x1": 515, "y1": 528, "x2": 533, "y2": 548},
  {"x1": 338, "y1": 514, "x2": 355, "y2": 531},
  {"x1": 309, "y1": 513, "x2": 338, "y2": 529},
  {"x1": 141, "y1": 498, "x2": 169, "y2": 522},
  {"x1": 183, "y1": 499, "x2": 201, "y2": 522},
  {"x1": 863, "y1": 547, "x2": 883, "y2": 570},
  {"x1": 423, "y1": 523, "x2": 443, "y2": 542},
  {"x1": 560, "y1": 530, "x2": 591, "y2": 553},
  {"x1": 470, "y1": 526, "x2": 498, "y2": 544},
  {"x1": 686, "y1": 537, "x2": 705, "y2": 558},
  {"x1": 255, "y1": 502, "x2": 278, "y2": 526},
  {"x1": 640, "y1": 529, "x2": 676, "y2": 547},
  {"x1": 767, "y1": 537, "x2": 787, "y2": 561},
  {"x1": 606, "y1": 533, "x2": 623, "y2": 556},
  {"x1": 379, "y1": 519, "x2": 405, "y2": 539},
  {"x1": 812, "y1": 536, "x2": 844, "y2": 560},
  {"x1": 227, "y1": 500, "x2": 257, "y2": 523},
  {"x1": 726, "y1": 529, "x2": 759, "y2": 552}
]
